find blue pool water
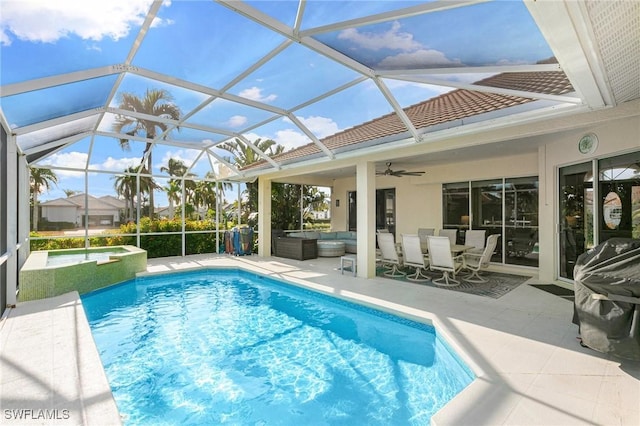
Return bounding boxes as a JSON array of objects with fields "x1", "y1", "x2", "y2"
[
  {"x1": 46, "y1": 249, "x2": 126, "y2": 266},
  {"x1": 82, "y1": 269, "x2": 474, "y2": 425}
]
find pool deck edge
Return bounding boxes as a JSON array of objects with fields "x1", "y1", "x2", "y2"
[{"x1": 0, "y1": 292, "x2": 122, "y2": 425}]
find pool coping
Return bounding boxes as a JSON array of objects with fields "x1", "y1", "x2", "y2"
[{"x1": 0, "y1": 292, "x2": 122, "y2": 425}]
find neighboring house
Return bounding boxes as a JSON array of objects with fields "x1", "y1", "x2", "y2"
[
  {"x1": 40, "y1": 194, "x2": 126, "y2": 227},
  {"x1": 155, "y1": 205, "x2": 170, "y2": 219},
  {"x1": 309, "y1": 208, "x2": 330, "y2": 221}
]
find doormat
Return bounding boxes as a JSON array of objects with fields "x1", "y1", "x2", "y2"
[
  {"x1": 529, "y1": 284, "x2": 574, "y2": 301},
  {"x1": 376, "y1": 267, "x2": 528, "y2": 299}
]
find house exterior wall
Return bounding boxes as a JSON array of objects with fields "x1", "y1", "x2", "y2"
[
  {"x1": 538, "y1": 114, "x2": 640, "y2": 283},
  {"x1": 41, "y1": 206, "x2": 77, "y2": 223},
  {"x1": 331, "y1": 152, "x2": 538, "y2": 236},
  {"x1": 330, "y1": 113, "x2": 639, "y2": 283}
]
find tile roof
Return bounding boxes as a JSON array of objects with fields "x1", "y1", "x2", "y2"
[{"x1": 242, "y1": 70, "x2": 573, "y2": 171}]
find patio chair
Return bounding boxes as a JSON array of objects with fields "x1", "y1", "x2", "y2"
[
  {"x1": 377, "y1": 232, "x2": 406, "y2": 277},
  {"x1": 417, "y1": 228, "x2": 435, "y2": 253},
  {"x1": 427, "y1": 236, "x2": 464, "y2": 286},
  {"x1": 438, "y1": 229, "x2": 457, "y2": 245},
  {"x1": 401, "y1": 234, "x2": 430, "y2": 282},
  {"x1": 464, "y1": 229, "x2": 486, "y2": 254},
  {"x1": 462, "y1": 234, "x2": 499, "y2": 283}
]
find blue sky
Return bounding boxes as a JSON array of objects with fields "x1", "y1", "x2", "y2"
[{"x1": 0, "y1": 0, "x2": 553, "y2": 205}]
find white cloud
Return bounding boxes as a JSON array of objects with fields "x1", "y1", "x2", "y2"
[
  {"x1": 39, "y1": 151, "x2": 87, "y2": 177},
  {"x1": 227, "y1": 115, "x2": 248, "y2": 128},
  {"x1": 0, "y1": 0, "x2": 169, "y2": 46},
  {"x1": 240, "y1": 114, "x2": 341, "y2": 152},
  {"x1": 339, "y1": 21, "x2": 421, "y2": 52},
  {"x1": 238, "y1": 86, "x2": 277, "y2": 103},
  {"x1": 296, "y1": 116, "x2": 341, "y2": 139},
  {"x1": 91, "y1": 156, "x2": 141, "y2": 172},
  {"x1": 378, "y1": 49, "x2": 462, "y2": 69},
  {"x1": 274, "y1": 129, "x2": 310, "y2": 150}
]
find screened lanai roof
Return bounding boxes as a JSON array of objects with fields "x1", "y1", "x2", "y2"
[{"x1": 1, "y1": 0, "x2": 639, "y2": 182}]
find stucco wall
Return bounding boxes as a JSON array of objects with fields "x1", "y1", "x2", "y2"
[
  {"x1": 331, "y1": 152, "x2": 538, "y2": 235},
  {"x1": 330, "y1": 113, "x2": 638, "y2": 282}
]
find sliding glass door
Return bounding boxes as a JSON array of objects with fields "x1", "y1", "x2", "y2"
[{"x1": 558, "y1": 151, "x2": 639, "y2": 280}]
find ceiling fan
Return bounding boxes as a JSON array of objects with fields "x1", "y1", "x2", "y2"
[{"x1": 376, "y1": 162, "x2": 425, "y2": 177}]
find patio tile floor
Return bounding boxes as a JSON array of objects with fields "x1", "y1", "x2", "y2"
[{"x1": 1, "y1": 254, "x2": 639, "y2": 425}]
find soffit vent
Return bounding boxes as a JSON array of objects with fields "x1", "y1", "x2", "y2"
[{"x1": 586, "y1": 0, "x2": 640, "y2": 104}]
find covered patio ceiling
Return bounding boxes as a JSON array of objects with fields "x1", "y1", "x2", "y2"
[{"x1": 1, "y1": 1, "x2": 638, "y2": 184}]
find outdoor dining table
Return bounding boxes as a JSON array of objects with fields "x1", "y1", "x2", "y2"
[
  {"x1": 419, "y1": 244, "x2": 475, "y2": 256},
  {"x1": 450, "y1": 244, "x2": 474, "y2": 255}
]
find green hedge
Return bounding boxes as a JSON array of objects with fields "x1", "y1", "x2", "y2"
[{"x1": 29, "y1": 218, "x2": 236, "y2": 258}]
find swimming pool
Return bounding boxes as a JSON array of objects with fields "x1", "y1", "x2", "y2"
[{"x1": 82, "y1": 269, "x2": 474, "y2": 425}]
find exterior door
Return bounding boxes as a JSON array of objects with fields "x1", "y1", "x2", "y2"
[{"x1": 558, "y1": 162, "x2": 593, "y2": 280}]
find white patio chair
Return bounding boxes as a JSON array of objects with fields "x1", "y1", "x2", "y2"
[
  {"x1": 463, "y1": 234, "x2": 499, "y2": 283},
  {"x1": 464, "y1": 229, "x2": 486, "y2": 254},
  {"x1": 417, "y1": 228, "x2": 435, "y2": 253},
  {"x1": 438, "y1": 229, "x2": 457, "y2": 245},
  {"x1": 401, "y1": 234, "x2": 430, "y2": 282},
  {"x1": 427, "y1": 236, "x2": 464, "y2": 286},
  {"x1": 377, "y1": 232, "x2": 405, "y2": 277}
]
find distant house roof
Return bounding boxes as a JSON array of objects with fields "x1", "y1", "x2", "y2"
[
  {"x1": 40, "y1": 198, "x2": 78, "y2": 207},
  {"x1": 42, "y1": 194, "x2": 125, "y2": 211},
  {"x1": 99, "y1": 195, "x2": 126, "y2": 209},
  {"x1": 242, "y1": 69, "x2": 573, "y2": 171}
]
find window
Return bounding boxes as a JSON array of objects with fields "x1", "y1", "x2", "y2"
[
  {"x1": 558, "y1": 150, "x2": 639, "y2": 280},
  {"x1": 444, "y1": 176, "x2": 539, "y2": 267},
  {"x1": 442, "y1": 182, "x2": 469, "y2": 241},
  {"x1": 347, "y1": 188, "x2": 396, "y2": 236}
]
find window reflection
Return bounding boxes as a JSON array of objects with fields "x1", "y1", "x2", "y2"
[
  {"x1": 603, "y1": 192, "x2": 622, "y2": 230},
  {"x1": 443, "y1": 176, "x2": 539, "y2": 267}
]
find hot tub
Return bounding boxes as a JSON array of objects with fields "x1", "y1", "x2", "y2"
[{"x1": 19, "y1": 245, "x2": 147, "y2": 302}]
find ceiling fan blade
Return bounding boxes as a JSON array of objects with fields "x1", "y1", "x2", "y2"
[{"x1": 376, "y1": 162, "x2": 426, "y2": 177}]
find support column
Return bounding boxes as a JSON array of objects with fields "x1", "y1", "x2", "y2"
[
  {"x1": 6, "y1": 133, "x2": 18, "y2": 307},
  {"x1": 18, "y1": 154, "x2": 30, "y2": 266},
  {"x1": 356, "y1": 161, "x2": 376, "y2": 278},
  {"x1": 257, "y1": 178, "x2": 272, "y2": 257}
]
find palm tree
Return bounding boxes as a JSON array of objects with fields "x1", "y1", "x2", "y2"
[
  {"x1": 163, "y1": 180, "x2": 181, "y2": 220},
  {"x1": 160, "y1": 157, "x2": 188, "y2": 177},
  {"x1": 29, "y1": 167, "x2": 58, "y2": 231},
  {"x1": 63, "y1": 189, "x2": 79, "y2": 198},
  {"x1": 112, "y1": 88, "x2": 182, "y2": 219},
  {"x1": 113, "y1": 168, "x2": 138, "y2": 222},
  {"x1": 160, "y1": 158, "x2": 195, "y2": 219},
  {"x1": 113, "y1": 166, "x2": 156, "y2": 221},
  {"x1": 217, "y1": 137, "x2": 283, "y2": 168},
  {"x1": 218, "y1": 138, "x2": 285, "y2": 215}
]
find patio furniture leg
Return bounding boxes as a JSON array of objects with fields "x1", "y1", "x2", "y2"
[{"x1": 433, "y1": 271, "x2": 460, "y2": 287}]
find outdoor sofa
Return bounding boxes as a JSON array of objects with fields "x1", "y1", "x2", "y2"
[{"x1": 288, "y1": 231, "x2": 357, "y2": 255}]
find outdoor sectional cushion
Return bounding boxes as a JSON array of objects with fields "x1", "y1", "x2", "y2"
[
  {"x1": 288, "y1": 231, "x2": 358, "y2": 253},
  {"x1": 337, "y1": 231, "x2": 355, "y2": 240},
  {"x1": 318, "y1": 233, "x2": 338, "y2": 240}
]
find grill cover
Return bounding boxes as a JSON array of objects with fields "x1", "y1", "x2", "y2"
[{"x1": 572, "y1": 238, "x2": 640, "y2": 360}]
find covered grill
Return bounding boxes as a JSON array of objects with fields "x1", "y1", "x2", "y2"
[{"x1": 573, "y1": 238, "x2": 640, "y2": 360}]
